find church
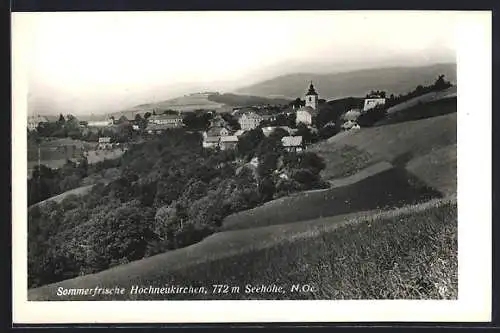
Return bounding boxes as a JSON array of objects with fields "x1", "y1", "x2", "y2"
[{"x1": 295, "y1": 82, "x2": 319, "y2": 126}]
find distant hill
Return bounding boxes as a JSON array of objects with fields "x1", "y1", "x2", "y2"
[
  {"x1": 235, "y1": 63, "x2": 456, "y2": 100},
  {"x1": 108, "y1": 92, "x2": 293, "y2": 120},
  {"x1": 206, "y1": 93, "x2": 291, "y2": 107}
]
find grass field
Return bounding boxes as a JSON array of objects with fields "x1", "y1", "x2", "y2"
[
  {"x1": 309, "y1": 112, "x2": 456, "y2": 184},
  {"x1": 28, "y1": 196, "x2": 457, "y2": 300},
  {"x1": 377, "y1": 96, "x2": 457, "y2": 126},
  {"x1": 406, "y1": 144, "x2": 457, "y2": 197},
  {"x1": 222, "y1": 166, "x2": 442, "y2": 231},
  {"x1": 27, "y1": 138, "x2": 94, "y2": 161},
  {"x1": 384, "y1": 85, "x2": 456, "y2": 115}
]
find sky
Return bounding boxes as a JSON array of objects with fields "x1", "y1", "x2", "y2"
[{"x1": 14, "y1": 11, "x2": 458, "y2": 115}]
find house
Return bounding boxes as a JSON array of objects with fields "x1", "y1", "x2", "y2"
[
  {"x1": 88, "y1": 118, "x2": 114, "y2": 127},
  {"x1": 342, "y1": 109, "x2": 362, "y2": 121},
  {"x1": 146, "y1": 123, "x2": 176, "y2": 135},
  {"x1": 204, "y1": 126, "x2": 231, "y2": 138},
  {"x1": 281, "y1": 136, "x2": 304, "y2": 152},
  {"x1": 97, "y1": 137, "x2": 113, "y2": 150},
  {"x1": 202, "y1": 136, "x2": 220, "y2": 149},
  {"x1": 27, "y1": 115, "x2": 50, "y2": 131},
  {"x1": 295, "y1": 106, "x2": 316, "y2": 126},
  {"x1": 219, "y1": 136, "x2": 239, "y2": 151},
  {"x1": 238, "y1": 112, "x2": 264, "y2": 131},
  {"x1": 363, "y1": 97, "x2": 386, "y2": 112},
  {"x1": 148, "y1": 113, "x2": 184, "y2": 128},
  {"x1": 261, "y1": 114, "x2": 278, "y2": 123},
  {"x1": 341, "y1": 120, "x2": 361, "y2": 131}
]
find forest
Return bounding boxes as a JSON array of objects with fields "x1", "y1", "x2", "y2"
[{"x1": 28, "y1": 128, "x2": 328, "y2": 288}]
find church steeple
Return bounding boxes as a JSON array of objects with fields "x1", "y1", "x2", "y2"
[
  {"x1": 305, "y1": 81, "x2": 319, "y2": 110},
  {"x1": 306, "y1": 81, "x2": 318, "y2": 96}
]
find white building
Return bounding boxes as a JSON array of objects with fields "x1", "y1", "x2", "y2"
[
  {"x1": 363, "y1": 98, "x2": 386, "y2": 112},
  {"x1": 88, "y1": 118, "x2": 114, "y2": 127},
  {"x1": 97, "y1": 137, "x2": 113, "y2": 149},
  {"x1": 281, "y1": 136, "x2": 304, "y2": 152},
  {"x1": 341, "y1": 120, "x2": 361, "y2": 131},
  {"x1": 296, "y1": 106, "x2": 315, "y2": 126},
  {"x1": 238, "y1": 112, "x2": 264, "y2": 131},
  {"x1": 148, "y1": 114, "x2": 184, "y2": 127},
  {"x1": 219, "y1": 136, "x2": 239, "y2": 150},
  {"x1": 204, "y1": 126, "x2": 231, "y2": 138},
  {"x1": 202, "y1": 136, "x2": 220, "y2": 149}
]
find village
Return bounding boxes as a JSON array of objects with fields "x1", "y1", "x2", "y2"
[{"x1": 28, "y1": 82, "x2": 387, "y2": 157}]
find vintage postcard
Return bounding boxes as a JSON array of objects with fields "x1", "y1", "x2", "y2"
[{"x1": 12, "y1": 10, "x2": 491, "y2": 324}]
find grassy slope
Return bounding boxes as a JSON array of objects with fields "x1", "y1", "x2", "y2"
[
  {"x1": 310, "y1": 112, "x2": 456, "y2": 182},
  {"x1": 384, "y1": 86, "x2": 456, "y2": 115},
  {"x1": 28, "y1": 197, "x2": 457, "y2": 300},
  {"x1": 406, "y1": 144, "x2": 457, "y2": 197},
  {"x1": 221, "y1": 112, "x2": 456, "y2": 232},
  {"x1": 378, "y1": 96, "x2": 457, "y2": 126},
  {"x1": 222, "y1": 166, "x2": 441, "y2": 231}
]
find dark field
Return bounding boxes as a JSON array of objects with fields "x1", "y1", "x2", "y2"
[
  {"x1": 377, "y1": 97, "x2": 457, "y2": 126},
  {"x1": 222, "y1": 167, "x2": 442, "y2": 231}
]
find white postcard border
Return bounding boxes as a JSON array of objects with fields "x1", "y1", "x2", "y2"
[{"x1": 12, "y1": 10, "x2": 492, "y2": 324}]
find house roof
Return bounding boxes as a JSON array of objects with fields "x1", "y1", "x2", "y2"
[
  {"x1": 204, "y1": 136, "x2": 220, "y2": 143},
  {"x1": 206, "y1": 126, "x2": 229, "y2": 136},
  {"x1": 220, "y1": 136, "x2": 238, "y2": 143},
  {"x1": 149, "y1": 114, "x2": 183, "y2": 120},
  {"x1": 240, "y1": 112, "x2": 263, "y2": 120},
  {"x1": 146, "y1": 123, "x2": 178, "y2": 131},
  {"x1": 281, "y1": 136, "x2": 303, "y2": 147}
]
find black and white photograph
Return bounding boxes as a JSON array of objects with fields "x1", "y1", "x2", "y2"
[{"x1": 12, "y1": 10, "x2": 491, "y2": 323}]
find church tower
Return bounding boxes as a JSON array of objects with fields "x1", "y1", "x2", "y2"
[{"x1": 305, "y1": 81, "x2": 319, "y2": 110}]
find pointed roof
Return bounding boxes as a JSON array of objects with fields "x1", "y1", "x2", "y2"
[{"x1": 306, "y1": 81, "x2": 318, "y2": 96}]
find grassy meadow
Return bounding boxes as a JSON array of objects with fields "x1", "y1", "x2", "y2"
[
  {"x1": 28, "y1": 197, "x2": 457, "y2": 300},
  {"x1": 222, "y1": 167, "x2": 442, "y2": 231},
  {"x1": 309, "y1": 112, "x2": 456, "y2": 185}
]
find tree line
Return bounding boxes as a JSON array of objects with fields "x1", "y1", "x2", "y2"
[{"x1": 28, "y1": 128, "x2": 328, "y2": 288}]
